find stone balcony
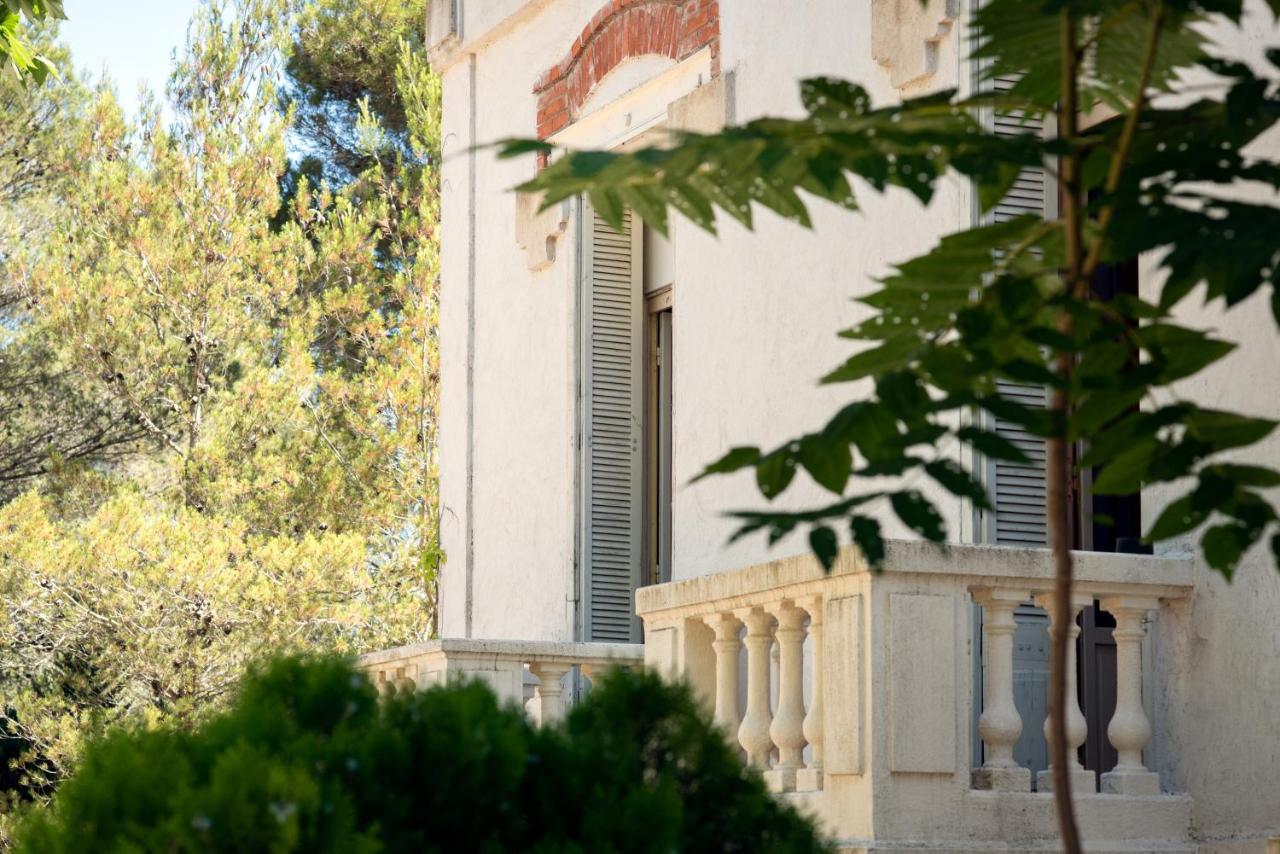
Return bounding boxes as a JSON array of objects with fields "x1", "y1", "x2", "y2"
[
  {"x1": 360, "y1": 637, "x2": 643, "y2": 725},
  {"x1": 357, "y1": 541, "x2": 1200, "y2": 851},
  {"x1": 636, "y1": 540, "x2": 1197, "y2": 853}
]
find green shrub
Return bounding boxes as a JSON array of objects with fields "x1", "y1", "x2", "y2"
[{"x1": 13, "y1": 656, "x2": 827, "y2": 853}]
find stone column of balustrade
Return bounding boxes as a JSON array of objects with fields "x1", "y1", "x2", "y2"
[
  {"x1": 1100, "y1": 595, "x2": 1161, "y2": 795},
  {"x1": 530, "y1": 661, "x2": 573, "y2": 726},
  {"x1": 736, "y1": 606, "x2": 776, "y2": 769},
  {"x1": 797, "y1": 595, "x2": 825, "y2": 792},
  {"x1": 765, "y1": 601, "x2": 807, "y2": 792},
  {"x1": 972, "y1": 588, "x2": 1033, "y2": 791},
  {"x1": 703, "y1": 612, "x2": 742, "y2": 738},
  {"x1": 1034, "y1": 591, "x2": 1095, "y2": 793},
  {"x1": 396, "y1": 665, "x2": 417, "y2": 695}
]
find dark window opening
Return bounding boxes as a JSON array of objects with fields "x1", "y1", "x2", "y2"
[
  {"x1": 644, "y1": 301, "x2": 673, "y2": 587},
  {"x1": 1077, "y1": 195, "x2": 1148, "y2": 555}
]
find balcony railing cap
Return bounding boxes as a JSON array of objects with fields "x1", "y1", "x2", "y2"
[
  {"x1": 637, "y1": 539, "x2": 1193, "y2": 618},
  {"x1": 359, "y1": 637, "x2": 644, "y2": 669}
]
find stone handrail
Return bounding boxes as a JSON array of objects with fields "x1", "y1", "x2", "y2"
[
  {"x1": 359, "y1": 637, "x2": 644, "y2": 725},
  {"x1": 636, "y1": 540, "x2": 1194, "y2": 803}
]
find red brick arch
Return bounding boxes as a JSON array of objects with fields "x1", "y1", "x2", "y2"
[{"x1": 533, "y1": 0, "x2": 720, "y2": 139}]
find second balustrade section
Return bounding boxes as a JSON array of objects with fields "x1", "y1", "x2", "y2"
[{"x1": 636, "y1": 539, "x2": 1196, "y2": 848}]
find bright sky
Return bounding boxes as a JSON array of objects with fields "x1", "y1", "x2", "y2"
[{"x1": 60, "y1": 0, "x2": 203, "y2": 117}]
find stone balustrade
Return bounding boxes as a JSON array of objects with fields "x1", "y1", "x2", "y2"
[
  {"x1": 358, "y1": 637, "x2": 643, "y2": 725},
  {"x1": 638, "y1": 563, "x2": 844, "y2": 795},
  {"x1": 971, "y1": 587, "x2": 1167, "y2": 796},
  {"x1": 637, "y1": 539, "x2": 1196, "y2": 849}
]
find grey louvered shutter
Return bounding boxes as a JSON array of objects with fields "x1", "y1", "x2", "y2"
[
  {"x1": 580, "y1": 204, "x2": 643, "y2": 641},
  {"x1": 984, "y1": 75, "x2": 1050, "y2": 547}
]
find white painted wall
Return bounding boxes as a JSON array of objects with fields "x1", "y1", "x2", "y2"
[
  {"x1": 1141, "y1": 8, "x2": 1280, "y2": 844},
  {"x1": 437, "y1": 0, "x2": 974, "y2": 647},
  {"x1": 668, "y1": 2, "x2": 973, "y2": 582},
  {"x1": 436, "y1": 0, "x2": 1280, "y2": 842},
  {"x1": 439, "y1": 0, "x2": 683, "y2": 642}
]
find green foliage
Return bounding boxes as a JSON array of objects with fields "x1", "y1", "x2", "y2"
[
  {"x1": 501, "y1": 2, "x2": 1280, "y2": 578},
  {"x1": 0, "y1": 47, "x2": 146, "y2": 503},
  {"x1": 12, "y1": 656, "x2": 827, "y2": 853},
  {"x1": 284, "y1": 0, "x2": 428, "y2": 183},
  {"x1": 0, "y1": 0, "x2": 62, "y2": 86},
  {"x1": 505, "y1": 79, "x2": 1038, "y2": 235},
  {"x1": 0, "y1": 489, "x2": 417, "y2": 785},
  {"x1": 0, "y1": 0, "x2": 443, "y2": 807}
]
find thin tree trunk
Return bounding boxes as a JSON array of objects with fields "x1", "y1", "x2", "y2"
[
  {"x1": 1046, "y1": 411, "x2": 1080, "y2": 854},
  {"x1": 1050, "y1": 7, "x2": 1084, "y2": 853}
]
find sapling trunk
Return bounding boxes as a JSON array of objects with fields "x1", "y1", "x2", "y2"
[{"x1": 1050, "y1": 7, "x2": 1085, "y2": 853}]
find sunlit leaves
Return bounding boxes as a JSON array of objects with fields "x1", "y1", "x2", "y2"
[
  {"x1": 971, "y1": 0, "x2": 1209, "y2": 115},
  {"x1": 821, "y1": 336, "x2": 921, "y2": 385},
  {"x1": 499, "y1": 80, "x2": 1044, "y2": 236},
  {"x1": 0, "y1": 0, "x2": 63, "y2": 86},
  {"x1": 1185, "y1": 409, "x2": 1278, "y2": 451}
]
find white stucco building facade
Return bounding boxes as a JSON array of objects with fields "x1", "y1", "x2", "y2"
[{"x1": 363, "y1": 2, "x2": 1280, "y2": 851}]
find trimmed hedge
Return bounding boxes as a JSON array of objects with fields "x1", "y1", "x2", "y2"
[{"x1": 14, "y1": 656, "x2": 827, "y2": 852}]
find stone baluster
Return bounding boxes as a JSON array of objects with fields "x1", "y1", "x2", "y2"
[
  {"x1": 395, "y1": 665, "x2": 417, "y2": 694},
  {"x1": 972, "y1": 588, "x2": 1032, "y2": 791},
  {"x1": 797, "y1": 595, "x2": 825, "y2": 792},
  {"x1": 765, "y1": 602, "x2": 807, "y2": 791},
  {"x1": 530, "y1": 661, "x2": 573, "y2": 726},
  {"x1": 736, "y1": 606, "x2": 775, "y2": 769},
  {"x1": 1033, "y1": 591, "x2": 1094, "y2": 793},
  {"x1": 703, "y1": 612, "x2": 742, "y2": 737},
  {"x1": 1100, "y1": 596, "x2": 1161, "y2": 795}
]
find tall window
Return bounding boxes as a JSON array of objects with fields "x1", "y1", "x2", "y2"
[
  {"x1": 1075, "y1": 206, "x2": 1144, "y2": 555},
  {"x1": 644, "y1": 224, "x2": 674, "y2": 587},
  {"x1": 577, "y1": 208, "x2": 675, "y2": 642}
]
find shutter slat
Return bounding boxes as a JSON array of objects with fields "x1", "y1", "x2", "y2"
[
  {"x1": 987, "y1": 75, "x2": 1050, "y2": 547},
  {"x1": 582, "y1": 205, "x2": 642, "y2": 642}
]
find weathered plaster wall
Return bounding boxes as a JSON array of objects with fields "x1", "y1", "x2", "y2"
[
  {"x1": 437, "y1": 3, "x2": 602, "y2": 642},
  {"x1": 665, "y1": 0, "x2": 970, "y2": 580},
  {"x1": 437, "y1": 0, "x2": 973, "y2": 643},
  {"x1": 436, "y1": 1, "x2": 726, "y2": 642},
  {"x1": 1142, "y1": 10, "x2": 1280, "y2": 845},
  {"x1": 436, "y1": 57, "x2": 471, "y2": 638}
]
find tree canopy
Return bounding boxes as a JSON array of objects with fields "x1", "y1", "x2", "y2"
[
  {"x1": 284, "y1": 0, "x2": 430, "y2": 183},
  {"x1": 0, "y1": 0, "x2": 442, "y2": 818},
  {"x1": 13, "y1": 657, "x2": 828, "y2": 853}
]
